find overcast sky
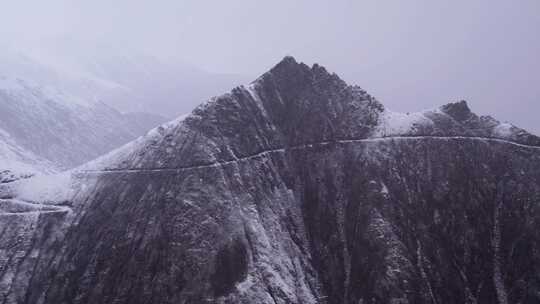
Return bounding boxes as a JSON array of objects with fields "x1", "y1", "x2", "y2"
[{"x1": 1, "y1": 0, "x2": 539, "y2": 134}]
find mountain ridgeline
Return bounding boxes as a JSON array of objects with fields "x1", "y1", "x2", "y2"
[{"x1": 1, "y1": 57, "x2": 540, "y2": 304}]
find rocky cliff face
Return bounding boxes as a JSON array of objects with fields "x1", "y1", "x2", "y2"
[{"x1": 1, "y1": 57, "x2": 540, "y2": 304}]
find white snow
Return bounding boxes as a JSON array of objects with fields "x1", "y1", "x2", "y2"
[
  {"x1": 374, "y1": 109, "x2": 434, "y2": 137},
  {"x1": 145, "y1": 114, "x2": 188, "y2": 138},
  {"x1": 0, "y1": 75, "x2": 97, "y2": 108},
  {"x1": 12, "y1": 172, "x2": 74, "y2": 203},
  {"x1": 245, "y1": 84, "x2": 266, "y2": 113},
  {"x1": 381, "y1": 183, "x2": 389, "y2": 195},
  {"x1": 493, "y1": 122, "x2": 514, "y2": 137},
  {"x1": 0, "y1": 76, "x2": 25, "y2": 91},
  {"x1": 0, "y1": 128, "x2": 56, "y2": 176},
  {"x1": 78, "y1": 113, "x2": 188, "y2": 170},
  {"x1": 0, "y1": 127, "x2": 72, "y2": 204},
  {"x1": 40, "y1": 84, "x2": 98, "y2": 107}
]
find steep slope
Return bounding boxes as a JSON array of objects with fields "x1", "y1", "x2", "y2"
[
  {"x1": 0, "y1": 76, "x2": 165, "y2": 168},
  {"x1": 2, "y1": 57, "x2": 540, "y2": 304},
  {"x1": 0, "y1": 128, "x2": 56, "y2": 183}
]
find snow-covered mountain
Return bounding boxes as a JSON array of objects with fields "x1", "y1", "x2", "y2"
[
  {"x1": 0, "y1": 75, "x2": 165, "y2": 170},
  {"x1": 0, "y1": 127, "x2": 56, "y2": 183},
  {"x1": 74, "y1": 52, "x2": 249, "y2": 116},
  {"x1": 0, "y1": 43, "x2": 248, "y2": 117},
  {"x1": 2, "y1": 57, "x2": 540, "y2": 303},
  {"x1": 374, "y1": 100, "x2": 540, "y2": 145},
  {"x1": 0, "y1": 44, "x2": 246, "y2": 174}
]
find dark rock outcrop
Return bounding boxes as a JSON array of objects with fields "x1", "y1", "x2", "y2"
[{"x1": 1, "y1": 57, "x2": 540, "y2": 304}]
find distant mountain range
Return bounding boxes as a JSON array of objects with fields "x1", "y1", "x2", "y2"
[
  {"x1": 0, "y1": 46, "x2": 246, "y2": 179},
  {"x1": 0, "y1": 44, "x2": 248, "y2": 116},
  {"x1": 0, "y1": 76, "x2": 164, "y2": 169}
]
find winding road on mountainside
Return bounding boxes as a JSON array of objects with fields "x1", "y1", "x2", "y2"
[
  {"x1": 2, "y1": 135, "x2": 538, "y2": 216},
  {"x1": 73, "y1": 135, "x2": 540, "y2": 175},
  {"x1": 0, "y1": 198, "x2": 70, "y2": 215}
]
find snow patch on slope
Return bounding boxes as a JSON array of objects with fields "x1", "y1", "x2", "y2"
[
  {"x1": 373, "y1": 109, "x2": 434, "y2": 137},
  {"x1": 0, "y1": 75, "x2": 96, "y2": 107},
  {"x1": 13, "y1": 172, "x2": 74, "y2": 203},
  {"x1": 493, "y1": 122, "x2": 514, "y2": 137},
  {"x1": 0, "y1": 128, "x2": 56, "y2": 182},
  {"x1": 78, "y1": 114, "x2": 188, "y2": 170}
]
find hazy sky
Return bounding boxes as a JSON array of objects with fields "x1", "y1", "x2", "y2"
[{"x1": 1, "y1": 0, "x2": 539, "y2": 133}]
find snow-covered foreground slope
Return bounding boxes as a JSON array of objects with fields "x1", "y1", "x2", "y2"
[{"x1": 2, "y1": 57, "x2": 540, "y2": 304}]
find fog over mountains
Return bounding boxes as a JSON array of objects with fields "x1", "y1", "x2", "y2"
[
  {"x1": 2, "y1": 1, "x2": 538, "y2": 134},
  {"x1": 0, "y1": 44, "x2": 247, "y2": 117},
  {"x1": 0, "y1": 44, "x2": 246, "y2": 180}
]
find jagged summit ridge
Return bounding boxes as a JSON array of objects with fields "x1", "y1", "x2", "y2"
[
  {"x1": 74, "y1": 57, "x2": 384, "y2": 171},
  {"x1": 71, "y1": 56, "x2": 540, "y2": 172},
  {"x1": 265, "y1": 55, "x2": 339, "y2": 82},
  {"x1": 441, "y1": 100, "x2": 473, "y2": 122}
]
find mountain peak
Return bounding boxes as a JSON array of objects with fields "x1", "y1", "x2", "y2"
[
  {"x1": 266, "y1": 56, "x2": 310, "y2": 79},
  {"x1": 441, "y1": 100, "x2": 473, "y2": 122},
  {"x1": 279, "y1": 55, "x2": 298, "y2": 65},
  {"x1": 265, "y1": 56, "x2": 339, "y2": 81}
]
